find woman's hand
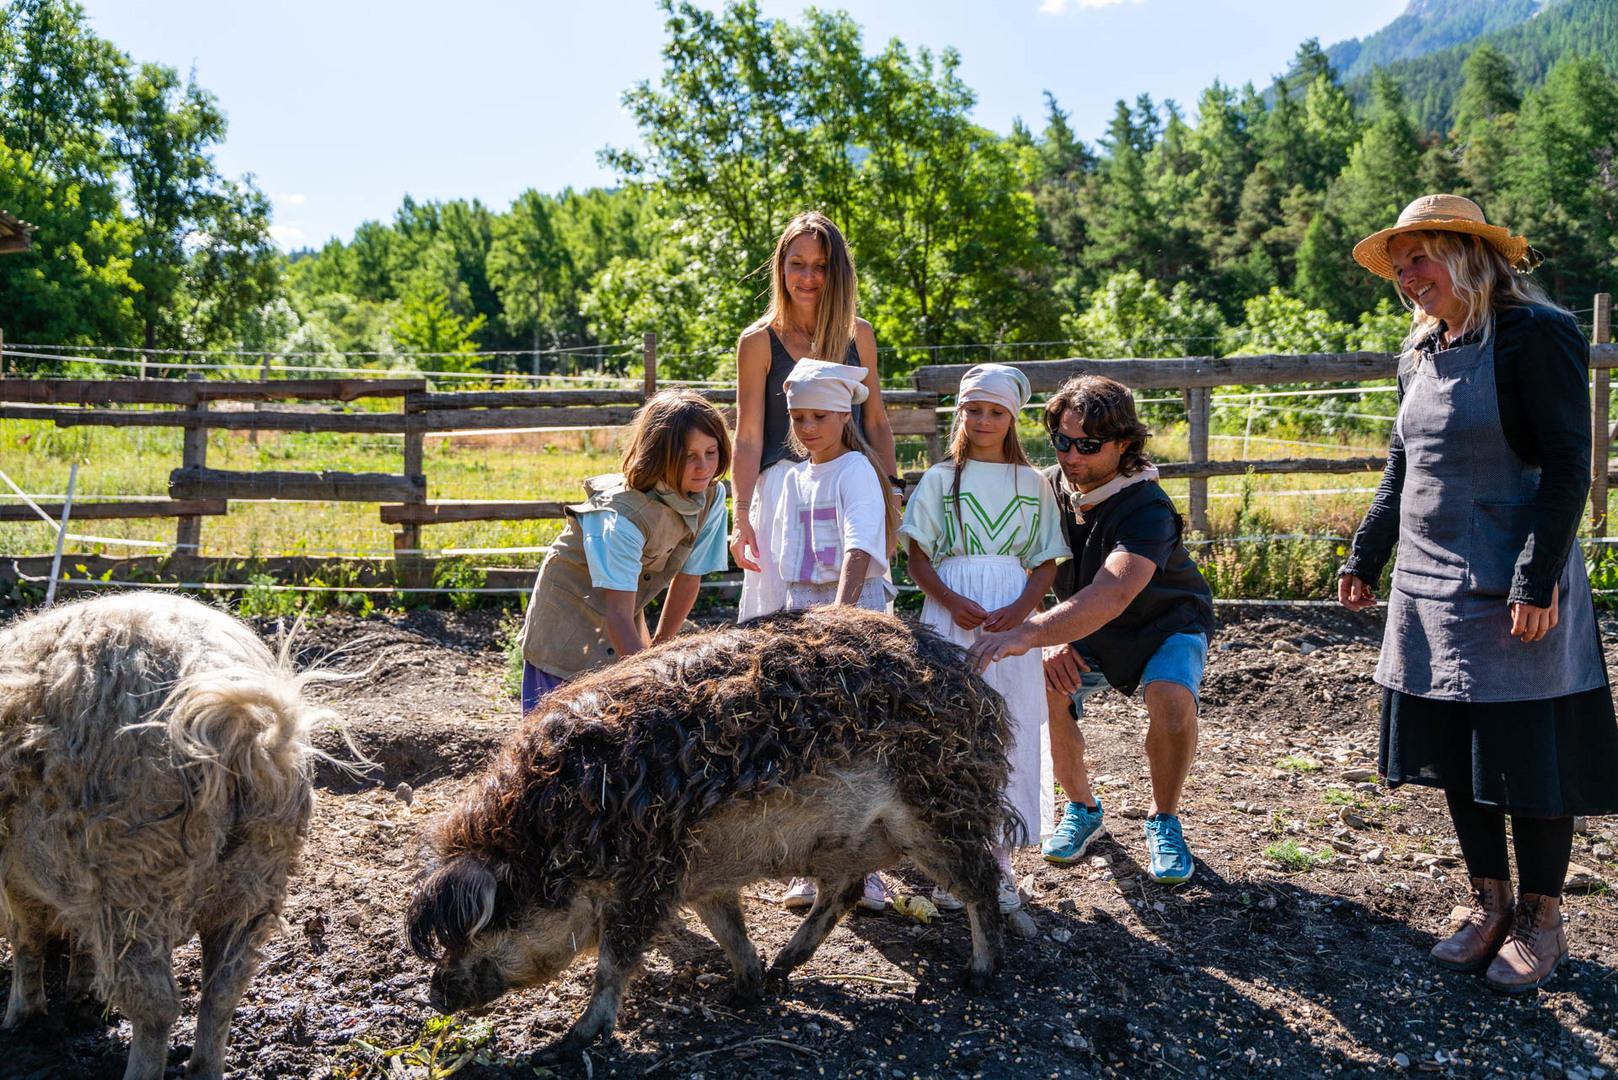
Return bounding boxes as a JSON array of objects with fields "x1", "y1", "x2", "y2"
[
  {"x1": 945, "y1": 593, "x2": 989, "y2": 631},
  {"x1": 1510, "y1": 584, "x2": 1559, "y2": 643},
  {"x1": 729, "y1": 515, "x2": 761, "y2": 573},
  {"x1": 983, "y1": 598, "x2": 1034, "y2": 633},
  {"x1": 1338, "y1": 574, "x2": 1377, "y2": 611}
]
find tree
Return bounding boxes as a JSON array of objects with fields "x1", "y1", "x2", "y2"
[
  {"x1": 119, "y1": 62, "x2": 276, "y2": 350},
  {"x1": 1063, "y1": 269, "x2": 1225, "y2": 359},
  {"x1": 0, "y1": 0, "x2": 139, "y2": 351},
  {"x1": 1501, "y1": 56, "x2": 1618, "y2": 299},
  {"x1": 488, "y1": 189, "x2": 571, "y2": 353},
  {"x1": 391, "y1": 285, "x2": 486, "y2": 372}
]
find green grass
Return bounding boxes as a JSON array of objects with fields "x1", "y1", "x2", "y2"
[
  {"x1": 21, "y1": 407, "x2": 1602, "y2": 604},
  {"x1": 1277, "y1": 755, "x2": 1323, "y2": 773},
  {"x1": 1263, "y1": 838, "x2": 1323, "y2": 872}
]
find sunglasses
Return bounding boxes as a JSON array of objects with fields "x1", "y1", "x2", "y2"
[{"x1": 1049, "y1": 431, "x2": 1110, "y2": 455}]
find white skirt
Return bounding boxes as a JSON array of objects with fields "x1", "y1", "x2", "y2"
[
  {"x1": 739, "y1": 466, "x2": 789, "y2": 622},
  {"x1": 920, "y1": 555, "x2": 1055, "y2": 846}
]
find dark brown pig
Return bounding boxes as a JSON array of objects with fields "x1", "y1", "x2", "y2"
[{"x1": 407, "y1": 607, "x2": 1018, "y2": 1062}]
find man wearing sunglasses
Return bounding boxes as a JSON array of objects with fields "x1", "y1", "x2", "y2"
[{"x1": 968, "y1": 375, "x2": 1214, "y2": 886}]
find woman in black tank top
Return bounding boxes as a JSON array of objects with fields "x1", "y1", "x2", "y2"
[{"x1": 729, "y1": 212, "x2": 897, "y2": 620}]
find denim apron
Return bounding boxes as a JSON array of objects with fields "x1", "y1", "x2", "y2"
[{"x1": 1375, "y1": 336, "x2": 1605, "y2": 702}]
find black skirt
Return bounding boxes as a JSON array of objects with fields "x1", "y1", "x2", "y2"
[{"x1": 1380, "y1": 686, "x2": 1618, "y2": 817}]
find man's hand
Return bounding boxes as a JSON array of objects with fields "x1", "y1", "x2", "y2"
[
  {"x1": 947, "y1": 594, "x2": 989, "y2": 631},
  {"x1": 1338, "y1": 574, "x2": 1376, "y2": 611},
  {"x1": 1042, "y1": 642, "x2": 1090, "y2": 694},
  {"x1": 1510, "y1": 583, "x2": 1559, "y2": 643},
  {"x1": 968, "y1": 626, "x2": 1032, "y2": 673}
]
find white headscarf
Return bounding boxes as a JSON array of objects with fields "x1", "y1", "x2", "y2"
[
  {"x1": 783, "y1": 358, "x2": 870, "y2": 414},
  {"x1": 957, "y1": 363, "x2": 1031, "y2": 416}
]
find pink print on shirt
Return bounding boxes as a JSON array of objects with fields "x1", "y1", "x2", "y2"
[{"x1": 797, "y1": 506, "x2": 840, "y2": 580}]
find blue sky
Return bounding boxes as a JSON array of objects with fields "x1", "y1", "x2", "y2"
[{"x1": 81, "y1": 0, "x2": 1408, "y2": 251}]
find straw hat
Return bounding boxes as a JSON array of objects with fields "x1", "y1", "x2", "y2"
[{"x1": 1352, "y1": 194, "x2": 1538, "y2": 280}]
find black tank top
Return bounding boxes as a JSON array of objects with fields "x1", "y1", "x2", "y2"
[{"x1": 761, "y1": 327, "x2": 867, "y2": 469}]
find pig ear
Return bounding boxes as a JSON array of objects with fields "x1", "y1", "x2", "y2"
[{"x1": 406, "y1": 856, "x2": 499, "y2": 961}]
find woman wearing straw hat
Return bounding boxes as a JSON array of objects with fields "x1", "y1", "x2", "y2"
[
  {"x1": 729, "y1": 211, "x2": 899, "y2": 621},
  {"x1": 1339, "y1": 194, "x2": 1618, "y2": 992}
]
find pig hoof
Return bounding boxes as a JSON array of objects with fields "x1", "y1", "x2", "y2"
[
  {"x1": 727, "y1": 978, "x2": 763, "y2": 1009},
  {"x1": 531, "y1": 1031, "x2": 596, "y2": 1066},
  {"x1": 762, "y1": 965, "x2": 792, "y2": 996},
  {"x1": 955, "y1": 966, "x2": 994, "y2": 994}
]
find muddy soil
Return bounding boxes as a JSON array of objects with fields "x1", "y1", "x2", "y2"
[{"x1": 3, "y1": 605, "x2": 1617, "y2": 1080}]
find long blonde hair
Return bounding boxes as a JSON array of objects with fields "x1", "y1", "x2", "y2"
[
  {"x1": 756, "y1": 211, "x2": 859, "y2": 367},
  {"x1": 789, "y1": 413, "x2": 900, "y2": 555},
  {"x1": 1395, "y1": 230, "x2": 1566, "y2": 356}
]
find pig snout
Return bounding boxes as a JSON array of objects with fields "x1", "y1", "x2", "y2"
[{"x1": 428, "y1": 958, "x2": 508, "y2": 1014}]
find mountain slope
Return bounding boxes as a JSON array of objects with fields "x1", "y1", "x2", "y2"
[
  {"x1": 1325, "y1": 0, "x2": 1552, "y2": 81},
  {"x1": 1339, "y1": 0, "x2": 1618, "y2": 133}
]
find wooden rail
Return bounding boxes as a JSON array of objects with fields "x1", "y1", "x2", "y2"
[
  {"x1": 0, "y1": 499, "x2": 226, "y2": 523},
  {"x1": 169, "y1": 466, "x2": 426, "y2": 503},
  {"x1": 4, "y1": 298, "x2": 1611, "y2": 563}
]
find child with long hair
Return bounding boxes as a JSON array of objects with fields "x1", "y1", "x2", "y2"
[
  {"x1": 517, "y1": 390, "x2": 731, "y2": 714},
  {"x1": 899, "y1": 363, "x2": 1067, "y2": 912},
  {"x1": 756, "y1": 357, "x2": 899, "y2": 911}
]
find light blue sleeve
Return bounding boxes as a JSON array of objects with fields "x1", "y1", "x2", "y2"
[
  {"x1": 577, "y1": 509, "x2": 646, "y2": 592},
  {"x1": 680, "y1": 482, "x2": 730, "y2": 576}
]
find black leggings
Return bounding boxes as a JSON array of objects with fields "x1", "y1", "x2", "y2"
[{"x1": 1446, "y1": 789, "x2": 1575, "y2": 896}]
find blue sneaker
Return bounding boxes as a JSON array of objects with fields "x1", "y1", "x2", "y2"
[
  {"x1": 1042, "y1": 800, "x2": 1107, "y2": 864},
  {"x1": 1143, "y1": 813, "x2": 1195, "y2": 884}
]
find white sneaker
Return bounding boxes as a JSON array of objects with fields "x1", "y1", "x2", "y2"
[
  {"x1": 929, "y1": 886, "x2": 966, "y2": 912},
  {"x1": 858, "y1": 873, "x2": 893, "y2": 912},
  {"x1": 780, "y1": 878, "x2": 816, "y2": 910},
  {"x1": 997, "y1": 879, "x2": 1022, "y2": 914}
]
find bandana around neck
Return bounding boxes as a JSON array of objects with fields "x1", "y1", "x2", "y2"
[
  {"x1": 1063, "y1": 464, "x2": 1160, "y2": 523},
  {"x1": 649, "y1": 482, "x2": 709, "y2": 532}
]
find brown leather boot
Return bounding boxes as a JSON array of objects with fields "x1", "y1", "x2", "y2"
[
  {"x1": 1429, "y1": 877, "x2": 1513, "y2": 971},
  {"x1": 1485, "y1": 893, "x2": 1568, "y2": 993}
]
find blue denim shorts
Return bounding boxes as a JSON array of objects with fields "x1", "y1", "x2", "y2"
[{"x1": 1069, "y1": 632, "x2": 1208, "y2": 719}]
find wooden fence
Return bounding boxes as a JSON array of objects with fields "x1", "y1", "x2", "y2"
[{"x1": 2, "y1": 297, "x2": 1614, "y2": 593}]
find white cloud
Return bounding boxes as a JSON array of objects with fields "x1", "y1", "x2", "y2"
[
  {"x1": 1038, "y1": 0, "x2": 1142, "y2": 13},
  {"x1": 271, "y1": 192, "x2": 307, "y2": 206},
  {"x1": 269, "y1": 223, "x2": 306, "y2": 248}
]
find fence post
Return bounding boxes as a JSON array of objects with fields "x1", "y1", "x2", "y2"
[
  {"x1": 1594, "y1": 292, "x2": 1613, "y2": 535},
  {"x1": 250, "y1": 352, "x2": 269, "y2": 446},
  {"x1": 1183, "y1": 386, "x2": 1210, "y2": 535},
  {"x1": 397, "y1": 398, "x2": 428, "y2": 593},
  {"x1": 643, "y1": 332, "x2": 657, "y2": 398},
  {"x1": 175, "y1": 374, "x2": 207, "y2": 559},
  {"x1": 44, "y1": 463, "x2": 77, "y2": 608}
]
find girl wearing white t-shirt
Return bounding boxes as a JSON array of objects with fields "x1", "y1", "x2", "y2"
[
  {"x1": 756, "y1": 359, "x2": 899, "y2": 614},
  {"x1": 756, "y1": 357, "x2": 900, "y2": 912},
  {"x1": 899, "y1": 363, "x2": 1067, "y2": 913}
]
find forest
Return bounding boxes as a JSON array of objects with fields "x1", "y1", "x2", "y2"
[{"x1": 2, "y1": 0, "x2": 1616, "y2": 379}]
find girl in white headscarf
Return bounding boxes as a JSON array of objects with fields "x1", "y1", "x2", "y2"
[
  {"x1": 759, "y1": 357, "x2": 902, "y2": 912},
  {"x1": 898, "y1": 363, "x2": 1067, "y2": 914}
]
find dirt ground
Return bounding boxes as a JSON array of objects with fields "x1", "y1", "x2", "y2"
[{"x1": 3, "y1": 603, "x2": 1617, "y2": 1080}]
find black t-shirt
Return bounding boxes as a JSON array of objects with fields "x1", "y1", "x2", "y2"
[{"x1": 1045, "y1": 465, "x2": 1215, "y2": 694}]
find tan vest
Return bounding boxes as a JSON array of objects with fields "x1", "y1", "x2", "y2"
[{"x1": 520, "y1": 475, "x2": 717, "y2": 679}]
